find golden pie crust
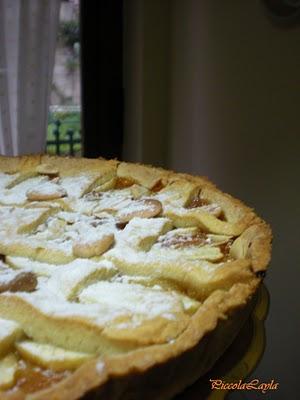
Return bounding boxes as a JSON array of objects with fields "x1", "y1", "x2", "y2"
[{"x1": 0, "y1": 155, "x2": 272, "y2": 400}]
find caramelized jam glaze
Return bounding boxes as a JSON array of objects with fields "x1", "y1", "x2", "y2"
[
  {"x1": 6, "y1": 359, "x2": 70, "y2": 395},
  {"x1": 158, "y1": 230, "x2": 210, "y2": 249},
  {"x1": 186, "y1": 197, "x2": 210, "y2": 209},
  {"x1": 114, "y1": 177, "x2": 135, "y2": 189}
]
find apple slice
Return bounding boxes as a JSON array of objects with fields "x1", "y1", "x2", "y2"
[
  {"x1": 16, "y1": 341, "x2": 94, "y2": 372},
  {"x1": 0, "y1": 319, "x2": 23, "y2": 357},
  {"x1": 0, "y1": 354, "x2": 18, "y2": 389}
]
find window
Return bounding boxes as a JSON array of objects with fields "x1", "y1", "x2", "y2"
[{"x1": 47, "y1": 0, "x2": 81, "y2": 156}]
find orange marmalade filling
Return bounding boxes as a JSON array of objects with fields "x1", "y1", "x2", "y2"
[
  {"x1": 114, "y1": 177, "x2": 135, "y2": 189},
  {"x1": 7, "y1": 358, "x2": 70, "y2": 394},
  {"x1": 186, "y1": 196, "x2": 210, "y2": 209},
  {"x1": 151, "y1": 180, "x2": 165, "y2": 192},
  {"x1": 219, "y1": 240, "x2": 234, "y2": 259}
]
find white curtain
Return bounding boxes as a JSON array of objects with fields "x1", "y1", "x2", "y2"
[{"x1": 0, "y1": 0, "x2": 60, "y2": 156}]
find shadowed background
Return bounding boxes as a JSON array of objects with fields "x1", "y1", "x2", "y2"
[{"x1": 122, "y1": 1, "x2": 300, "y2": 398}]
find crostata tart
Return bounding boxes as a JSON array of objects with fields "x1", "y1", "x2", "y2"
[{"x1": 0, "y1": 155, "x2": 271, "y2": 399}]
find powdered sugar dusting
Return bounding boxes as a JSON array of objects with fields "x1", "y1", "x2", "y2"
[
  {"x1": 26, "y1": 180, "x2": 66, "y2": 199},
  {"x1": 79, "y1": 281, "x2": 184, "y2": 320},
  {"x1": 0, "y1": 176, "x2": 46, "y2": 205},
  {"x1": 0, "y1": 318, "x2": 20, "y2": 339},
  {"x1": 117, "y1": 217, "x2": 172, "y2": 250},
  {"x1": 96, "y1": 361, "x2": 105, "y2": 374},
  {"x1": 0, "y1": 206, "x2": 50, "y2": 235},
  {"x1": 0, "y1": 172, "x2": 20, "y2": 190},
  {"x1": 0, "y1": 162, "x2": 232, "y2": 368},
  {"x1": 60, "y1": 175, "x2": 98, "y2": 198}
]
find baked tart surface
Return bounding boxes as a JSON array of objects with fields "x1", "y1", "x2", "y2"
[{"x1": 0, "y1": 155, "x2": 271, "y2": 399}]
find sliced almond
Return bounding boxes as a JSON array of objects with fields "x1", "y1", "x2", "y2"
[
  {"x1": 0, "y1": 354, "x2": 18, "y2": 389},
  {"x1": 26, "y1": 182, "x2": 67, "y2": 201},
  {"x1": 159, "y1": 230, "x2": 209, "y2": 248},
  {"x1": 118, "y1": 199, "x2": 162, "y2": 223},
  {"x1": 72, "y1": 233, "x2": 114, "y2": 258},
  {"x1": 16, "y1": 341, "x2": 93, "y2": 372}
]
